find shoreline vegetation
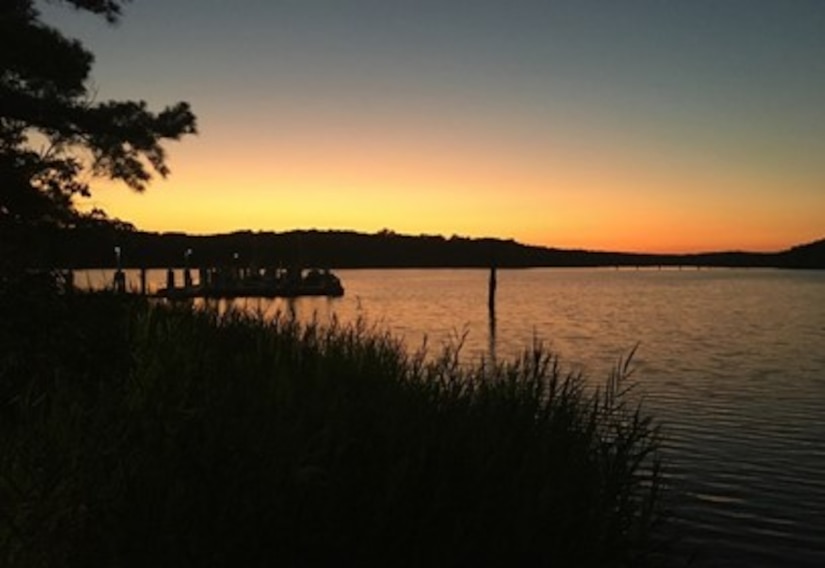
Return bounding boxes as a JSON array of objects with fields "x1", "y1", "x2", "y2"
[
  {"x1": 1, "y1": 280, "x2": 677, "y2": 567},
  {"x1": 28, "y1": 226, "x2": 825, "y2": 270}
]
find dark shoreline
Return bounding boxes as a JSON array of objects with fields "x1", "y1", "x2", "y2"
[{"x1": 34, "y1": 226, "x2": 825, "y2": 270}]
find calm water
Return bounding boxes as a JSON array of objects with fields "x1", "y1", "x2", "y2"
[{"x1": 80, "y1": 267, "x2": 825, "y2": 566}]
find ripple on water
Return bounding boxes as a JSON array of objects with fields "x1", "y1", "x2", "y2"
[{"x1": 77, "y1": 268, "x2": 825, "y2": 567}]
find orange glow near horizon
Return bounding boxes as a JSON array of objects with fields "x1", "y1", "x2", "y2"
[
  {"x1": 80, "y1": 145, "x2": 823, "y2": 254},
  {"x1": 74, "y1": 102, "x2": 825, "y2": 256},
  {"x1": 43, "y1": 0, "x2": 825, "y2": 256}
]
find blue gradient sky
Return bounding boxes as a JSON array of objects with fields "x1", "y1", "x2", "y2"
[{"x1": 42, "y1": 0, "x2": 825, "y2": 252}]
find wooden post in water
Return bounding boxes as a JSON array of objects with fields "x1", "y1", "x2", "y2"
[
  {"x1": 113, "y1": 270, "x2": 126, "y2": 293},
  {"x1": 488, "y1": 265, "x2": 497, "y2": 315},
  {"x1": 183, "y1": 248, "x2": 193, "y2": 288},
  {"x1": 140, "y1": 267, "x2": 147, "y2": 296},
  {"x1": 112, "y1": 246, "x2": 126, "y2": 293},
  {"x1": 488, "y1": 264, "x2": 498, "y2": 365}
]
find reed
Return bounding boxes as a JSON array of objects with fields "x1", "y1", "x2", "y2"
[{"x1": 0, "y1": 292, "x2": 670, "y2": 567}]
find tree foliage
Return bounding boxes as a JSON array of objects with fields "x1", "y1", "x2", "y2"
[{"x1": 0, "y1": 0, "x2": 196, "y2": 249}]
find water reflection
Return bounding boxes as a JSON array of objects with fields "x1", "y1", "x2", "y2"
[
  {"x1": 74, "y1": 267, "x2": 825, "y2": 566},
  {"x1": 488, "y1": 308, "x2": 497, "y2": 366}
]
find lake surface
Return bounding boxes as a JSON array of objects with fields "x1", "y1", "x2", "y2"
[{"x1": 80, "y1": 267, "x2": 825, "y2": 567}]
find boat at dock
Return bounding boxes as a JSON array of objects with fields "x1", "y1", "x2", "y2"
[{"x1": 156, "y1": 267, "x2": 344, "y2": 299}]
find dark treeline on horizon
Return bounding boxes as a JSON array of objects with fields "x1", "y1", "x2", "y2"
[{"x1": 33, "y1": 226, "x2": 825, "y2": 270}]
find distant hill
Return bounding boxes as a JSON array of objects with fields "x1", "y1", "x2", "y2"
[
  {"x1": 777, "y1": 238, "x2": 825, "y2": 269},
  {"x1": 38, "y1": 227, "x2": 825, "y2": 270}
]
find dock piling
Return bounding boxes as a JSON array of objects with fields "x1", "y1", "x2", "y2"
[{"x1": 488, "y1": 265, "x2": 497, "y2": 315}]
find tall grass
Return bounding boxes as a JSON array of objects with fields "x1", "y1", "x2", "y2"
[{"x1": 1, "y1": 292, "x2": 670, "y2": 567}]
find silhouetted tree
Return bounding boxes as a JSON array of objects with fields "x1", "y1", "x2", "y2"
[{"x1": 0, "y1": 0, "x2": 196, "y2": 272}]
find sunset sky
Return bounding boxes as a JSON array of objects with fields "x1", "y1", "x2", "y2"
[{"x1": 41, "y1": 0, "x2": 825, "y2": 253}]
